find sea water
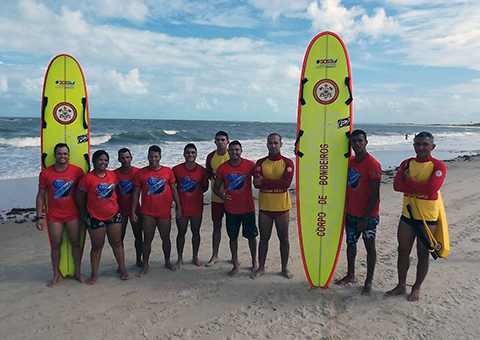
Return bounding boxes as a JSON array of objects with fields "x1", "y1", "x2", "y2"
[{"x1": 1, "y1": 117, "x2": 480, "y2": 180}]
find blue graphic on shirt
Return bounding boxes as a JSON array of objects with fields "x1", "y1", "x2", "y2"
[
  {"x1": 97, "y1": 183, "x2": 115, "y2": 199},
  {"x1": 119, "y1": 179, "x2": 134, "y2": 195},
  {"x1": 227, "y1": 173, "x2": 246, "y2": 190},
  {"x1": 147, "y1": 177, "x2": 166, "y2": 195},
  {"x1": 52, "y1": 179, "x2": 74, "y2": 199},
  {"x1": 348, "y1": 168, "x2": 362, "y2": 189},
  {"x1": 181, "y1": 177, "x2": 197, "y2": 193}
]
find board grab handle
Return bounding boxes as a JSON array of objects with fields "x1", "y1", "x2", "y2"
[
  {"x1": 345, "y1": 77, "x2": 353, "y2": 106},
  {"x1": 294, "y1": 130, "x2": 304, "y2": 157},
  {"x1": 84, "y1": 153, "x2": 91, "y2": 173},
  {"x1": 344, "y1": 131, "x2": 351, "y2": 158},
  {"x1": 42, "y1": 153, "x2": 47, "y2": 169},
  {"x1": 299, "y1": 78, "x2": 308, "y2": 106},
  {"x1": 82, "y1": 97, "x2": 88, "y2": 130},
  {"x1": 42, "y1": 97, "x2": 48, "y2": 129}
]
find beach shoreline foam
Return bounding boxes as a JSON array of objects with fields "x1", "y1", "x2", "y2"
[{"x1": 1, "y1": 154, "x2": 480, "y2": 339}]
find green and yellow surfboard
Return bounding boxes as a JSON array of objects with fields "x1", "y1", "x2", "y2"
[
  {"x1": 296, "y1": 31, "x2": 353, "y2": 288},
  {"x1": 41, "y1": 54, "x2": 90, "y2": 278}
]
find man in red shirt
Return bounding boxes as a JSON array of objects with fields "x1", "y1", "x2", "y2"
[
  {"x1": 35, "y1": 143, "x2": 86, "y2": 287},
  {"x1": 386, "y1": 131, "x2": 447, "y2": 301},
  {"x1": 251, "y1": 133, "x2": 294, "y2": 280},
  {"x1": 205, "y1": 131, "x2": 230, "y2": 267},
  {"x1": 336, "y1": 130, "x2": 381, "y2": 296},
  {"x1": 132, "y1": 145, "x2": 182, "y2": 276},
  {"x1": 214, "y1": 140, "x2": 258, "y2": 276},
  {"x1": 173, "y1": 143, "x2": 209, "y2": 268},
  {"x1": 114, "y1": 148, "x2": 142, "y2": 267}
]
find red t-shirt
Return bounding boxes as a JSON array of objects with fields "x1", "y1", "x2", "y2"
[
  {"x1": 38, "y1": 164, "x2": 84, "y2": 223},
  {"x1": 347, "y1": 153, "x2": 382, "y2": 217},
  {"x1": 114, "y1": 167, "x2": 140, "y2": 216},
  {"x1": 78, "y1": 170, "x2": 119, "y2": 220},
  {"x1": 134, "y1": 166, "x2": 175, "y2": 219},
  {"x1": 173, "y1": 163, "x2": 208, "y2": 216},
  {"x1": 216, "y1": 158, "x2": 255, "y2": 214}
]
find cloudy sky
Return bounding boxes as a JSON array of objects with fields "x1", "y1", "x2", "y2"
[{"x1": 0, "y1": 0, "x2": 479, "y2": 123}]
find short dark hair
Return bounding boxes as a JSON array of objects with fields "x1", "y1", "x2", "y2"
[
  {"x1": 414, "y1": 131, "x2": 434, "y2": 143},
  {"x1": 267, "y1": 133, "x2": 282, "y2": 142},
  {"x1": 215, "y1": 131, "x2": 229, "y2": 140},
  {"x1": 54, "y1": 143, "x2": 69, "y2": 154},
  {"x1": 229, "y1": 140, "x2": 242, "y2": 149},
  {"x1": 184, "y1": 143, "x2": 197, "y2": 153},
  {"x1": 148, "y1": 145, "x2": 161, "y2": 155},
  {"x1": 92, "y1": 150, "x2": 109, "y2": 167},
  {"x1": 118, "y1": 148, "x2": 132, "y2": 158},
  {"x1": 350, "y1": 129, "x2": 367, "y2": 140}
]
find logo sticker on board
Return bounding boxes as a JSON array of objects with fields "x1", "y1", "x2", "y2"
[
  {"x1": 337, "y1": 117, "x2": 350, "y2": 129},
  {"x1": 313, "y1": 79, "x2": 339, "y2": 105},
  {"x1": 53, "y1": 103, "x2": 77, "y2": 125}
]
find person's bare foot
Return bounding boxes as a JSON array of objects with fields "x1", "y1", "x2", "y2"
[
  {"x1": 408, "y1": 287, "x2": 421, "y2": 301},
  {"x1": 335, "y1": 275, "x2": 357, "y2": 285},
  {"x1": 385, "y1": 284, "x2": 406, "y2": 297},
  {"x1": 361, "y1": 281, "x2": 373, "y2": 296},
  {"x1": 75, "y1": 274, "x2": 87, "y2": 284},
  {"x1": 86, "y1": 276, "x2": 98, "y2": 285},
  {"x1": 165, "y1": 261, "x2": 177, "y2": 271},
  {"x1": 120, "y1": 271, "x2": 130, "y2": 281},
  {"x1": 281, "y1": 269, "x2": 294, "y2": 279},
  {"x1": 205, "y1": 256, "x2": 218, "y2": 267},
  {"x1": 175, "y1": 259, "x2": 183, "y2": 269},
  {"x1": 192, "y1": 257, "x2": 203, "y2": 267},
  {"x1": 251, "y1": 261, "x2": 258, "y2": 273},
  {"x1": 136, "y1": 264, "x2": 149, "y2": 277},
  {"x1": 251, "y1": 268, "x2": 265, "y2": 279},
  {"x1": 229, "y1": 265, "x2": 239, "y2": 277},
  {"x1": 46, "y1": 275, "x2": 60, "y2": 288}
]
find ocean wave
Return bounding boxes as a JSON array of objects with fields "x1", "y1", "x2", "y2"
[
  {"x1": 105, "y1": 130, "x2": 212, "y2": 144},
  {"x1": 0, "y1": 137, "x2": 40, "y2": 148},
  {"x1": 90, "y1": 134, "x2": 113, "y2": 145}
]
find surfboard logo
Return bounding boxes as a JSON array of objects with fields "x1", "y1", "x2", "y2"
[
  {"x1": 313, "y1": 79, "x2": 339, "y2": 105},
  {"x1": 55, "y1": 80, "x2": 75, "y2": 89},
  {"x1": 53, "y1": 102, "x2": 77, "y2": 125},
  {"x1": 337, "y1": 117, "x2": 350, "y2": 129},
  {"x1": 181, "y1": 176, "x2": 198, "y2": 194}
]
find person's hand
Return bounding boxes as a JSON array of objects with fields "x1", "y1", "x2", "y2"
[
  {"x1": 36, "y1": 218, "x2": 45, "y2": 231},
  {"x1": 253, "y1": 175, "x2": 263, "y2": 186},
  {"x1": 220, "y1": 190, "x2": 232, "y2": 201},
  {"x1": 357, "y1": 219, "x2": 368, "y2": 231},
  {"x1": 131, "y1": 212, "x2": 138, "y2": 223}
]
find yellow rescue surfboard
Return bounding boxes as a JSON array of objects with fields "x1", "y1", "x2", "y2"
[
  {"x1": 41, "y1": 54, "x2": 90, "y2": 278},
  {"x1": 295, "y1": 31, "x2": 353, "y2": 288}
]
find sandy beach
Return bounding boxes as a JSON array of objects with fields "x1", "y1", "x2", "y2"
[{"x1": 1, "y1": 155, "x2": 480, "y2": 339}]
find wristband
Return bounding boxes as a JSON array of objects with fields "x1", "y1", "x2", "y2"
[{"x1": 33, "y1": 216, "x2": 43, "y2": 222}]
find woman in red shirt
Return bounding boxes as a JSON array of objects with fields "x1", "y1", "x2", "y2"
[{"x1": 76, "y1": 150, "x2": 129, "y2": 284}]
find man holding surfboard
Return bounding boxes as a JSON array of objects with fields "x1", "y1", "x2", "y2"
[
  {"x1": 35, "y1": 143, "x2": 86, "y2": 287},
  {"x1": 251, "y1": 133, "x2": 294, "y2": 280},
  {"x1": 213, "y1": 140, "x2": 258, "y2": 276},
  {"x1": 386, "y1": 131, "x2": 447, "y2": 301},
  {"x1": 336, "y1": 130, "x2": 381, "y2": 295}
]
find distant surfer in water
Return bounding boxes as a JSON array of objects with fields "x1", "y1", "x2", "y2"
[
  {"x1": 205, "y1": 131, "x2": 230, "y2": 267},
  {"x1": 386, "y1": 131, "x2": 446, "y2": 301},
  {"x1": 213, "y1": 140, "x2": 258, "y2": 276},
  {"x1": 76, "y1": 150, "x2": 129, "y2": 284},
  {"x1": 131, "y1": 145, "x2": 182, "y2": 276},
  {"x1": 114, "y1": 148, "x2": 143, "y2": 267},
  {"x1": 173, "y1": 143, "x2": 209, "y2": 268},
  {"x1": 36, "y1": 143, "x2": 86, "y2": 287},
  {"x1": 251, "y1": 133, "x2": 294, "y2": 280},
  {"x1": 335, "y1": 130, "x2": 381, "y2": 295}
]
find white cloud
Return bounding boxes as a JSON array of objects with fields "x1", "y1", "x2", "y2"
[
  {"x1": 266, "y1": 98, "x2": 279, "y2": 112},
  {"x1": 108, "y1": 68, "x2": 147, "y2": 94},
  {"x1": 285, "y1": 65, "x2": 301, "y2": 80},
  {"x1": 248, "y1": 0, "x2": 311, "y2": 20},
  {"x1": 96, "y1": 0, "x2": 149, "y2": 22},
  {"x1": 18, "y1": 0, "x2": 52, "y2": 22},
  {"x1": 0, "y1": 76, "x2": 8, "y2": 92}
]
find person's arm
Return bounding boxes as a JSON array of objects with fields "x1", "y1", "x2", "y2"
[
  {"x1": 202, "y1": 169, "x2": 209, "y2": 193},
  {"x1": 205, "y1": 152, "x2": 214, "y2": 179},
  {"x1": 170, "y1": 183, "x2": 182, "y2": 218},
  {"x1": 404, "y1": 161, "x2": 447, "y2": 196},
  {"x1": 131, "y1": 186, "x2": 141, "y2": 222},
  {"x1": 213, "y1": 177, "x2": 231, "y2": 201},
  {"x1": 393, "y1": 160, "x2": 414, "y2": 193},
  {"x1": 35, "y1": 188, "x2": 46, "y2": 230},
  {"x1": 357, "y1": 179, "x2": 380, "y2": 231},
  {"x1": 258, "y1": 158, "x2": 294, "y2": 189},
  {"x1": 75, "y1": 190, "x2": 87, "y2": 224}
]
